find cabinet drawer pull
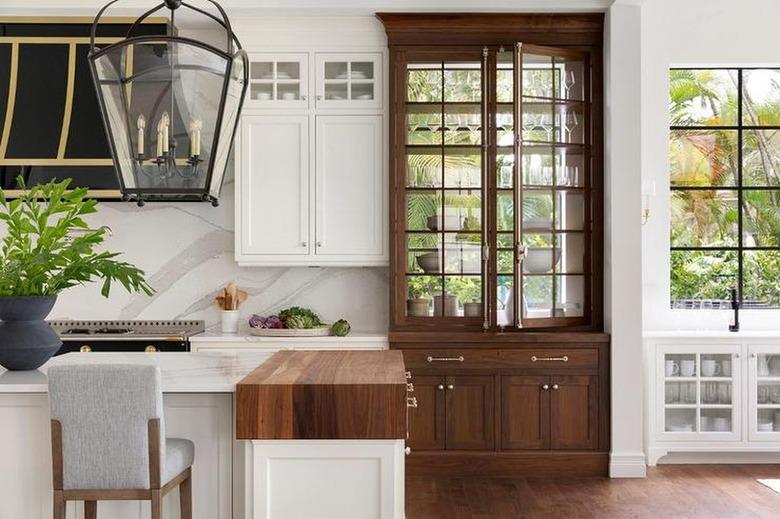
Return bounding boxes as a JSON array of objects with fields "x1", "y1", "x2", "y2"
[
  {"x1": 407, "y1": 383, "x2": 414, "y2": 392},
  {"x1": 552, "y1": 384, "x2": 559, "y2": 390},
  {"x1": 437, "y1": 384, "x2": 444, "y2": 390},
  {"x1": 405, "y1": 446, "x2": 411, "y2": 456},
  {"x1": 407, "y1": 396, "x2": 418, "y2": 408},
  {"x1": 79, "y1": 345, "x2": 92, "y2": 353},
  {"x1": 541, "y1": 384, "x2": 550, "y2": 391},
  {"x1": 446, "y1": 384, "x2": 454, "y2": 390},
  {"x1": 531, "y1": 355, "x2": 569, "y2": 363},
  {"x1": 427, "y1": 355, "x2": 465, "y2": 363},
  {"x1": 405, "y1": 371, "x2": 412, "y2": 379}
]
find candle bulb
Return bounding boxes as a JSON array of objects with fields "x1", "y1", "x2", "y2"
[
  {"x1": 162, "y1": 112, "x2": 170, "y2": 153},
  {"x1": 190, "y1": 119, "x2": 202, "y2": 157},
  {"x1": 136, "y1": 114, "x2": 145, "y2": 157}
]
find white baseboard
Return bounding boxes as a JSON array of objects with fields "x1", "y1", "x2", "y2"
[
  {"x1": 609, "y1": 452, "x2": 647, "y2": 478},
  {"x1": 658, "y1": 452, "x2": 780, "y2": 464}
]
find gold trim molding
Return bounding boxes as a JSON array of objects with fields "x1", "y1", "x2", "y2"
[
  {"x1": 57, "y1": 42, "x2": 77, "y2": 160},
  {"x1": 0, "y1": 42, "x2": 19, "y2": 160}
]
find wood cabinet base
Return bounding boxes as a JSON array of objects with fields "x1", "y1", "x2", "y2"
[{"x1": 406, "y1": 451, "x2": 608, "y2": 477}]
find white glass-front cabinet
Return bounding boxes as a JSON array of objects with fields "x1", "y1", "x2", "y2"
[
  {"x1": 656, "y1": 344, "x2": 741, "y2": 442},
  {"x1": 238, "y1": 115, "x2": 310, "y2": 256},
  {"x1": 315, "y1": 53, "x2": 382, "y2": 109},
  {"x1": 748, "y1": 344, "x2": 780, "y2": 441},
  {"x1": 246, "y1": 53, "x2": 309, "y2": 108}
]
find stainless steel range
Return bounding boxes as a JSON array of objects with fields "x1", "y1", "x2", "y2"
[{"x1": 48, "y1": 320, "x2": 205, "y2": 354}]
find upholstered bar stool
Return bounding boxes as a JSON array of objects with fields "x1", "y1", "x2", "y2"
[{"x1": 48, "y1": 364, "x2": 194, "y2": 519}]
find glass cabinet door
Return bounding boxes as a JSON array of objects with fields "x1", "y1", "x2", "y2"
[
  {"x1": 659, "y1": 349, "x2": 740, "y2": 440},
  {"x1": 749, "y1": 346, "x2": 780, "y2": 440},
  {"x1": 404, "y1": 51, "x2": 486, "y2": 322},
  {"x1": 515, "y1": 44, "x2": 590, "y2": 328},
  {"x1": 316, "y1": 53, "x2": 382, "y2": 108},
  {"x1": 247, "y1": 53, "x2": 308, "y2": 108}
]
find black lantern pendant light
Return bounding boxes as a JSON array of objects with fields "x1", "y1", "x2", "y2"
[{"x1": 89, "y1": 0, "x2": 248, "y2": 206}]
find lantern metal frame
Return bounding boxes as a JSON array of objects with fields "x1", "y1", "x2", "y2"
[{"x1": 88, "y1": 0, "x2": 248, "y2": 206}]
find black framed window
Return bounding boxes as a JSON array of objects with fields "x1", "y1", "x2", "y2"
[{"x1": 670, "y1": 68, "x2": 780, "y2": 309}]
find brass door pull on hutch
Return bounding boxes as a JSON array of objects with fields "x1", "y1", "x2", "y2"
[
  {"x1": 436, "y1": 384, "x2": 444, "y2": 390},
  {"x1": 407, "y1": 396, "x2": 418, "y2": 408},
  {"x1": 531, "y1": 355, "x2": 569, "y2": 363},
  {"x1": 427, "y1": 355, "x2": 465, "y2": 363}
]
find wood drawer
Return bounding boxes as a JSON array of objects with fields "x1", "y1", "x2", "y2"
[{"x1": 403, "y1": 348, "x2": 599, "y2": 370}]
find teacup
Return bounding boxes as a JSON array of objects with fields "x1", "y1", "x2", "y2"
[
  {"x1": 680, "y1": 359, "x2": 696, "y2": 377},
  {"x1": 701, "y1": 360, "x2": 721, "y2": 377},
  {"x1": 665, "y1": 360, "x2": 679, "y2": 377}
]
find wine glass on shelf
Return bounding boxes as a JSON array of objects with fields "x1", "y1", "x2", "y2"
[
  {"x1": 563, "y1": 110, "x2": 579, "y2": 143},
  {"x1": 563, "y1": 70, "x2": 576, "y2": 99}
]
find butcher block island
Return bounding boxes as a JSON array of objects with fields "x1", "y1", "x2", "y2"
[{"x1": 236, "y1": 350, "x2": 408, "y2": 519}]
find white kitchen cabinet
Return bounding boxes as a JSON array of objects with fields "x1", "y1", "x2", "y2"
[
  {"x1": 652, "y1": 343, "x2": 741, "y2": 443},
  {"x1": 246, "y1": 53, "x2": 309, "y2": 109},
  {"x1": 747, "y1": 344, "x2": 780, "y2": 441},
  {"x1": 315, "y1": 115, "x2": 384, "y2": 258},
  {"x1": 315, "y1": 53, "x2": 382, "y2": 109},
  {"x1": 238, "y1": 115, "x2": 310, "y2": 257},
  {"x1": 645, "y1": 334, "x2": 780, "y2": 465}
]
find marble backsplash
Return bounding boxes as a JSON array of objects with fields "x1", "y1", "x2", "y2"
[{"x1": 48, "y1": 176, "x2": 389, "y2": 332}]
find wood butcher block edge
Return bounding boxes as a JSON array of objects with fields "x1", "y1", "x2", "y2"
[{"x1": 236, "y1": 350, "x2": 408, "y2": 440}]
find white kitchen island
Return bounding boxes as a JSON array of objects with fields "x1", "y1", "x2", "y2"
[
  {"x1": 0, "y1": 351, "x2": 406, "y2": 519},
  {"x1": 0, "y1": 352, "x2": 271, "y2": 519}
]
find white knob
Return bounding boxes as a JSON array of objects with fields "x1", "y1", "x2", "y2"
[
  {"x1": 552, "y1": 384, "x2": 559, "y2": 390},
  {"x1": 446, "y1": 384, "x2": 454, "y2": 390},
  {"x1": 541, "y1": 384, "x2": 549, "y2": 390},
  {"x1": 405, "y1": 446, "x2": 411, "y2": 456},
  {"x1": 437, "y1": 384, "x2": 444, "y2": 390}
]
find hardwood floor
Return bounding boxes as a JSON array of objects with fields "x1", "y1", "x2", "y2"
[{"x1": 406, "y1": 465, "x2": 780, "y2": 518}]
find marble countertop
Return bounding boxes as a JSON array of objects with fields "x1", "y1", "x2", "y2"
[
  {"x1": 191, "y1": 327, "x2": 388, "y2": 343},
  {"x1": 0, "y1": 352, "x2": 273, "y2": 394},
  {"x1": 644, "y1": 330, "x2": 780, "y2": 339}
]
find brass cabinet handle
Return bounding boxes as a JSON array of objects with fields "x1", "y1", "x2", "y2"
[
  {"x1": 79, "y1": 345, "x2": 92, "y2": 353},
  {"x1": 145, "y1": 345, "x2": 158, "y2": 353},
  {"x1": 427, "y1": 355, "x2": 465, "y2": 363},
  {"x1": 541, "y1": 384, "x2": 550, "y2": 391},
  {"x1": 446, "y1": 384, "x2": 454, "y2": 390},
  {"x1": 407, "y1": 396, "x2": 418, "y2": 408},
  {"x1": 552, "y1": 384, "x2": 559, "y2": 390},
  {"x1": 407, "y1": 383, "x2": 414, "y2": 392},
  {"x1": 531, "y1": 355, "x2": 569, "y2": 363},
  {"x1": 405, "y1": 371, "x2": 412, "y2": 380},
  {"x1": 437, "y1": 384, "x2": 444, "y2": 390}
]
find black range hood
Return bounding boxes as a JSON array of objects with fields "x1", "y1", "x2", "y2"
[{"x1": 0, "y1": 17, "x2": 167, "y2": 198}]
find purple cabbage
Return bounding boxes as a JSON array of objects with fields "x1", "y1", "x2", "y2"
[{"x1": 248, "y1": 314, "x2": 284, "y2": 329}]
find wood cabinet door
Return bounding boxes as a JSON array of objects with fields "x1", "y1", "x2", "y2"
[
  {"x1": 238, "y1": 115, "x2": 310, "y2": 256},
  {"x1": 314, "y1": 115, "x2": 385, "y2": 260},
  {"x1": 407, "y1": 375, "x2": 445, "y2": 450},
  {"x1": 550, "y1": 375, "x2": 598, "y2": 450},
  {"x1": 501, "y1": 375, "x2": 550, "y2": 450},
  {"x1": 445, "y1": 375, "x2": 495, "y2": 450}
]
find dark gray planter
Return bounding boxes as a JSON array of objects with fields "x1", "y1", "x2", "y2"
[{"x1": 0, "y1": 296, "x2": 62, "y2": 371}]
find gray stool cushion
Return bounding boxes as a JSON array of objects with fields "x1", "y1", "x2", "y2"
[{"x1": 165, "y1": 438, "x2": 195, "y2": 484}]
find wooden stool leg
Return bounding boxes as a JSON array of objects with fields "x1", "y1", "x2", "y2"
[
  {"x1": 180, "y1": 470, "x2": 192, "y2": 519},
  {"x1": 151, "y1": 489, "x2": 162, "y2": 519},
  {"x1": 53, "y1": 490, "x2": 66, "y2": 519},
  {"x1": 85, "y1": 500, "x2": 97, "y2": 519}
]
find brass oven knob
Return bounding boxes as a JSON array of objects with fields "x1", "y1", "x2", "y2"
[
  {"x1": 79, "y1": 345, "x2": 92, "y2": 353},
  {"x1": 145, "y1": 345, "x2": 158, "y2": 353}
]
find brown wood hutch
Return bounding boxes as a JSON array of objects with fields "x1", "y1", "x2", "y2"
[{"x1": 377, "y1": 13, "x2": 609, "y2": 476}]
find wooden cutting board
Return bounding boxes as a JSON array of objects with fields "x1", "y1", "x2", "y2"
[{"x1": 236, "y1": 350, "x2": 407, "y2": 440}]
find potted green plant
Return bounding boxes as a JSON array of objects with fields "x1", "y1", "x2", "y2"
[
  {"x1": 0, "y1": 178, "x2": 153, "y2": 370},
  {"x1": 406, "y1": 278, "x2": 433, "y2": 317}
]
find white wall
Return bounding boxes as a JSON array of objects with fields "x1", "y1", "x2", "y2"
[{"x1": 641, "y1": 0, "x2": 780, "y2": 331}]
